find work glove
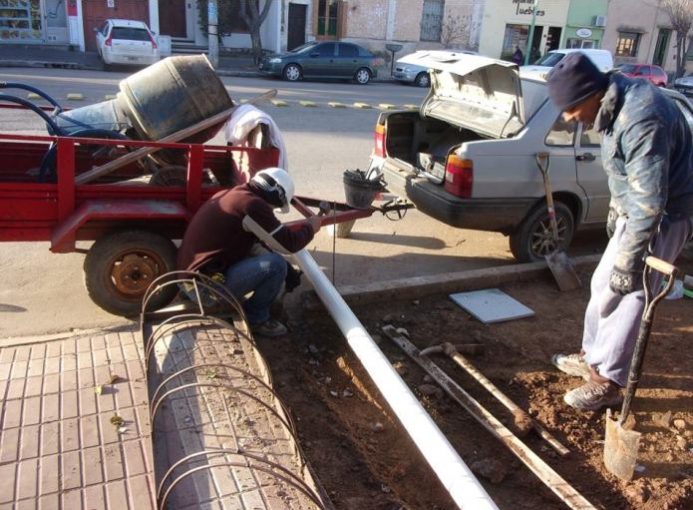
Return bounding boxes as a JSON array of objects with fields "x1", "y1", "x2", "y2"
[
  {"x1": 600, "y1": 266, "x2": 640, "y2": 317},
  {"x1": 606, "y1": 207, "x2": 618, "y2": 239}
]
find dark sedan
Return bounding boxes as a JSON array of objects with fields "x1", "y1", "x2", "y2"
[{"x1": 259, "y1": 41, "x2": 379, "y2": 84}]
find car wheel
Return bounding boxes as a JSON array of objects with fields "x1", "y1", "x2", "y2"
[
  {"x1": 509, "y1": 201, "x2": 575, "y2": 263},
  {"x1": 283, "y1": 63, "x2": 302, "y2": 81},
  {"x1": 414, "y1": 72, "x2": 430, "y2": 88},
  {"x1": 354, "y1": 67, "x2": 371, "y2": 85}
]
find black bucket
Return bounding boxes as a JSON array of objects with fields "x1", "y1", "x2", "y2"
[{"x1": 343, "y1": 169, "x2": 384, "y2": 209}]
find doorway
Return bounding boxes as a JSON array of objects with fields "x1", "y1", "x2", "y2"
[
  {"x1": 158, "y1": 0, "x2": 188, "y2": 39},
  {"x1": 287, "y1": 3, "x2": 307, "y2": 50},
  {"x1": 653, "y1": 28, "x2": 670, "y2": 67}
]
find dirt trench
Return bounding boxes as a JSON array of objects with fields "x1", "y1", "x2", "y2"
[{"x1": 257, "y1": 252, "x2": 693, "y2": 510}]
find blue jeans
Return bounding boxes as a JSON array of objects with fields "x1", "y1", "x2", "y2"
[{"x1": 224, "y1": 252, "x2": 287, "y2": 325}]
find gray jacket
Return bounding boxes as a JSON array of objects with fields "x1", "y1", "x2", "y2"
[{"x1": 595, "y1": 73, "x2": 693, "y2": 274}]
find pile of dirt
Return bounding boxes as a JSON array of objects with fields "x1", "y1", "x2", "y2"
[{"x1": 259, "y1": 255, "x2": 693, "y2": 510}]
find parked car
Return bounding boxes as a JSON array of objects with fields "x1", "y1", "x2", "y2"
[
  {"x1": 673, "y1": 72, "x2": 693, "y2": 98},
  {"x1": 393, "y1": 50, "x2": 477, "y2": 87},
  {"x1": 521, "y1": 48, "x2": 614, "y2": 77},
  {"x1": 616, "y1": 63, "x2": 668, "y2": 87},
  {"x1": 258, "y1": 41, "x2": 379, "y2": 84},
  {"x1": 369, "y1": 53, "x2": 693, "y2": 262},
  {"x1": 95, "y1": 19, "x2": 160, "y2": 69}
]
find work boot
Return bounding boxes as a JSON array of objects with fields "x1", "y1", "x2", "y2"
[
  {"x1": 563, "y1": 381, "x2": 623, "y2": 411},
  {"x1": 551, "y1": 353, "x2": 591, "y2": 381},
  {"x1": 251, "y1": 318, "x2": 288, "y2": 337}
]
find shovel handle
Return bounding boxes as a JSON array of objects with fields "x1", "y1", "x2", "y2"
[{"x1": 644, "y1": 256, "x2": 679, "y2": 277}]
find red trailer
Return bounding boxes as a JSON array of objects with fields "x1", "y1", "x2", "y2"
[{"x1": 0, "y1": 114, "x2": 380, "y2": 316}]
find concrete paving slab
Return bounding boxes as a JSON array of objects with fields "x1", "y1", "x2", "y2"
[{"x1": 0, "y1": 327, "x2": 156, "y2": 509}]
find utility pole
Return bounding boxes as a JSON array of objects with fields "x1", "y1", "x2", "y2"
[
  {"x1": 208, "y1": 0, "x2": 219, "y2": 67},
  {"x1": 524, "y1": 0, "x2": 538, "y2": 65}
]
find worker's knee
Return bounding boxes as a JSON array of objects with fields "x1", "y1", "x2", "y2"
[{"x1": 262, "y1": 252, "x2": 288, "y2": 280}]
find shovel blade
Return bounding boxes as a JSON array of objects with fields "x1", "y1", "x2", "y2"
[
  {"x1": 545, "y1": 250, "x2": 581, "y2": 291},
  {"x1": 604, "y1": 408, "x2": 642, "y2": 481}
]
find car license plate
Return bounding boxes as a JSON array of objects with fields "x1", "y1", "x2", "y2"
[{"x1": 127, "y1": 56, "x2": 137, "y2": 61}]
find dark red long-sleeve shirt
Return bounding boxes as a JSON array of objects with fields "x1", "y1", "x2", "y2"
[{"x1": 177, "y1": 184, "x2": 314, "y2": 273}]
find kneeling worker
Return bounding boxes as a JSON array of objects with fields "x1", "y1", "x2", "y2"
[{"x1": 177, "y1": 167, "x2": 322, "y2": 336}]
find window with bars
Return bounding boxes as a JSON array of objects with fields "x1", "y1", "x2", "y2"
[{"x1": 616, "y1": 32, "x2": 641, "y2": 58}]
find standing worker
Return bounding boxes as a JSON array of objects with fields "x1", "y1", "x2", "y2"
[
  {"x1": 177, "y1": 167, "x2": 321, "y2": 337},
  {"x1": 546, "y1": 53, "x2": 693, "y2": 410}
]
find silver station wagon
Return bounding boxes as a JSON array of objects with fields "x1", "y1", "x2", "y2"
[{"x1": 370, "y1": 53, "x2": 693, "y2": 262}]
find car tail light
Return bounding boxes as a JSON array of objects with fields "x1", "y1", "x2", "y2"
[
  {"x1": 373, "y1": 123, "x2": 386, "y2": 158},
  {"x1": 149, "y1": 32, "x2": 158, "y2": 49},
  {"x1": 105, "y1": 35, "x2": 113, "y2": 47},
  {"x1": 372, "y1": 57, "x2": 385, "y2": 67},
  {"x1": 444, "y1": 156, "x2": 473, "y2": 198}
]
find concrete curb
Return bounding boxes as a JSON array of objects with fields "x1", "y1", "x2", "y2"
[
  {"x1": 302, "y1": 253, "x2": 602, "y2": 311},
  {"x1": 0, "y1": 322, "x2": 136, "y2": 347}
]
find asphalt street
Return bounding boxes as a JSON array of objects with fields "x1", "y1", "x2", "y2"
[{"x1": 0, "y1": 67, "x2": 608, "y2": 337}]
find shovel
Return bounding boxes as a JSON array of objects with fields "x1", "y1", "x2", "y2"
[
  {"x1": 535, "y1": 152, "x2": 581, "y2": 291},
  {"x1": 604, "y1": 256, "x2": 684, "y2": 481}
]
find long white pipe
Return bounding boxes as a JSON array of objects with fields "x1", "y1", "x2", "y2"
[
  {"x1": 242, "y1": 216, "x2": 497, "y2": 508},
  {"x1": 293, "y1": 250, "x2": 498, "y2": 509}
]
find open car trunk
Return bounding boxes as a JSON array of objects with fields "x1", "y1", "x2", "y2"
[
  {"x1": 384, "y1": 111, "x2": 488, "y2": 182},
  {"x1": 382, "y1": 54, "x2": 524, "y2": 182}
]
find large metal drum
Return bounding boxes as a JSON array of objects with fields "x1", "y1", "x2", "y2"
[{"x1": 117, "y1": 54, "x2": 233, "y2": 142}]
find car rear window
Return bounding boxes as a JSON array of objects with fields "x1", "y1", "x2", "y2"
[
  {"x1": 111, "y1": 27, "x2": 150, "y2": 41},
  {"x1": 618, "y1": 64, "x2": 638, "y2": 73}
]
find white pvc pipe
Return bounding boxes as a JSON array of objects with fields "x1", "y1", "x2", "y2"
[
  {"x1": 293, "y1": 250, "x2": 498, "y2": 510},
  {"x1": 241, "y1": 217, "x2": 497, "y2": 509}
]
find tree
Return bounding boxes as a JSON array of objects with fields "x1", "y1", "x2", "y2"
[
  {"x1": 195, "y1": 0, "x2": 273, "y2": 64},
  {"x1": 239, "y1": 0, "x2": 274, "y2": 65},
  {"x1": 440, "y1": 15, "x2": 471, "y2": 49},
  {"x1": 661, "y1": 0, "x2": 692, "y2": 78}
]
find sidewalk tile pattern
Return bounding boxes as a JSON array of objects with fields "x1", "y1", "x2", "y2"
[{"x1": 0, "y1": 329, "x2": 155, "y2": 509}]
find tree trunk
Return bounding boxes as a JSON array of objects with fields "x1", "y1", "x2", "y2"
[{"x1": 250, "y1": 27, "x2": 263, "y2": 65}]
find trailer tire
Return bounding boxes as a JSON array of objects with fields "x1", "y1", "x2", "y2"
[{"x1": 84, "y1": 230, "x2": 178, "y2": 317}]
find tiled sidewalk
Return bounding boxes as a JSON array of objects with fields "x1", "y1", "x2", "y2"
[{"x1": 0, "y1": 328, "x2": 155, "y2": 509}]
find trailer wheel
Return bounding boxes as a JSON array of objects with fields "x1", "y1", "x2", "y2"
[
  {"x1": 84, "y1": 230, "x2": 178, "y2": 316},
  {"x1": 509, "y1": 201, "x2": 575, "y2": 263}
]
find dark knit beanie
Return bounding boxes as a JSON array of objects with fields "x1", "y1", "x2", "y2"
[{"x1": 547, "y1": 52, "x2": 609, "y2": 111}]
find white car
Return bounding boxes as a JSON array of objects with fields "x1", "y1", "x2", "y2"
[
  {"x1": 393, "y1": 50, "x2": 477, "y2": 87},
  {"x1": 520, "y1": 48, "x2": 614, "y2": 78},
  {"x1": 95, "y1": 19, "x2": 160, "y2": 69}
]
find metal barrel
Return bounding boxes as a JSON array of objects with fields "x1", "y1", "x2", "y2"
[{"x1": 117, "y1": 55, "x2": 233, "y2": 142}]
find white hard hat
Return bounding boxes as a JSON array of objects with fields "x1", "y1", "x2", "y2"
[{"x1": 250, "y1": 167, "x2": 295, "y2": 213}]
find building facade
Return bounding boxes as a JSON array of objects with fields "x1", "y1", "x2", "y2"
[
  {"x1": 562, "y1": 0, "x2": 607, "y2": 50},
  {"x1": 2, "y1": 0, "x2": 689, "y2": 76},
  {"x1": 282, "y1": 0, "x2": 484, "y2": 56},
  {"x1": 602, "y1": 0, "x2": 690, "y2": 75},
  {"x1": 478, "y1": 0, "x2": 571, "y2": 62}
]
